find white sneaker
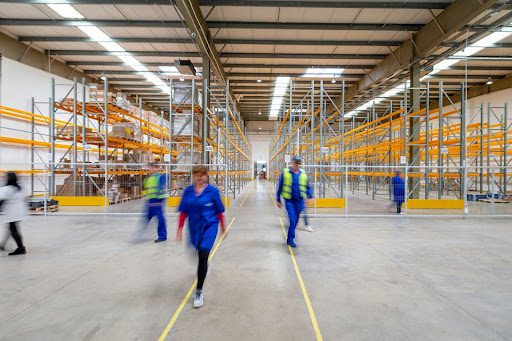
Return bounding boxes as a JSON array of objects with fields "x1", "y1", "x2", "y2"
[
  {"x1": 399, "y1": 212, "x2": 405, "y2": 215},
  {"x1": 303, "y1": 225, "x2": 314, "y2": 232},
  {"x1": 193, "y1": 292, "x2": 204, "y2": 308}
]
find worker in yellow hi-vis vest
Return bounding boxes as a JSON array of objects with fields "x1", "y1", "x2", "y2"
[
  {"x1": 276, "y1": 156, "x2": 313, "y2": 248},
  {"x1": 143, "y1": 163, "x2": 167, "y2": 243}
]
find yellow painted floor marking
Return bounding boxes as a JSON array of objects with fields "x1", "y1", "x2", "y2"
[
  {"x1": 279, "y1": 217, "x2": 323, "y2": 341},
  {"x1": 158, "y1": 217, "x2": 236, "y2": 341}
]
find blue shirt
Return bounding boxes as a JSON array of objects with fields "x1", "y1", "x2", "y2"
[
  {"x1": 391, "y1": 175, "x2": 405, "y2": 202},
  {"x1": 148, "y1": 173, "x2": 166, "y2": 204},
  {"x1": 178, "y1": 184, "x2": 225, "y2": 250},
  {"x1": 276, "y1": 168, "x2": 313, "y2": 202}
]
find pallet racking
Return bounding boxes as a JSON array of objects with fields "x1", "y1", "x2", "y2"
[
  {"x1": 0, "y1": 76, "x2": 251, "y2": 213},
  {"x1": 269, "y1": 80, "x2": 512, "y2": 215}
]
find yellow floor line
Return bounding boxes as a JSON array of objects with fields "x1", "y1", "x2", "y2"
[
  {"x1": 279, "y1": 218, "x2": 323, "y2": 341},
  {"x1": 157, "y1": 217, "x2": 236, "y2": 341},
  {"x1": 239, "y1": 181, "x2": 254, "y2": 207}
]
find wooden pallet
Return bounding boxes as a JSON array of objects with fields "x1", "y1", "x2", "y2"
[
  {"x1": 33, "y1": 205, "x2": 59, "y2": 212},
  {"x1": 478, "y1": 199, "x2": 511, "y2": 204}
]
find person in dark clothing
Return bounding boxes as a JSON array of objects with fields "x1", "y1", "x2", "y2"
[
  {"x1": 391, "y1": 170, "x2": 405, "y2": 214},
  {"x1": 0, "y1": 172, "x2": 28, "y2": 255}
]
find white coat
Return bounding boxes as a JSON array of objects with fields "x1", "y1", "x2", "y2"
[{"x1": 0, "y1": 185, "x2": 28, "y2": 223}]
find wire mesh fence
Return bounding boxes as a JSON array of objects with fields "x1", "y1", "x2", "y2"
[
  {"x1": 1, "y1": 162, "x2": 511, "y2": 217},
  {"x1": 272, "y1": 164, "x2": 512, "y2": 217},
  {"x1": 0, "y1": 162, "x2": 234, "y2": 216}
]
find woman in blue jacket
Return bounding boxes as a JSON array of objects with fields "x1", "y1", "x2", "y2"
[
  {"x1": 176, "y1": 165, "x2": 226, "y2": 308},
  {"x1": 391, "y1": 170, "x2": 405, "y2": 214}
]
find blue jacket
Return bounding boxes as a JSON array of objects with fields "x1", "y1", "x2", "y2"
[
  {"x1": 391, "y1": 175, "x2": 405, "y2": 202},
  {"x1": 178, "y1": 184, "x2": 225, "y2": 250},
  {"x1": 276, "y1": 168, "x2": 313, "y2": 202}
]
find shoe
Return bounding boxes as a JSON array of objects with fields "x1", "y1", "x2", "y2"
[
  {"x1": 303, "y1": 225, "x2": 314, "y2": 232},
  {"x1": 399, "y1": 212, "x2": 405, "y2": 215},
  {"x1": 193, "y1": 292, "x2": 204, "y2": 308},
  {"x1": 8, "y1": 248, "x2": 26, "y2": 256},
  {"x1": 287, "y1": 240, "x2": 297, "y2": 248},
  {"x1": 154, "y1": 238, "x2": 167, "y2": 243}
]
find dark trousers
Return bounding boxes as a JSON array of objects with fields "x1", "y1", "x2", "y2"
[
  {"x1": 5, "y1": 221, "x2": 24, "y2": 249},
  {"x1": 197, "y1": 249, "x2": 210, "y2": 290},
  {"x1": 396, "y1": 201, "x2": 403, "y2": 213}
]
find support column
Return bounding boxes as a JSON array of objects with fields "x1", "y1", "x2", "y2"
[
  {"x1": 202, "y1": 59, "x2": 210, "y2": 164},
  {"x1": 409, "y1": 61, "x2": 421, "y2": 199}
]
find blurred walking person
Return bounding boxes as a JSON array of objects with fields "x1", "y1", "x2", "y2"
[
  {"x1": 391, "y1": 170, "x2": 405, "y2": 215},
  {"x1": 176, "y1": 165, "x2": 226, "y2": 308},
  {"x1": 143, "y1": 163, "x2": 167, "y2": 242},
  {"x1": 0, "y1": 172, "x2": 28, "y2": 255},
  {"x1": 298, "y1": 205, "x2": 314, "y2": 232},
  {"x1": 276, "y1": 156, "x2": 313, "y2": 247}
]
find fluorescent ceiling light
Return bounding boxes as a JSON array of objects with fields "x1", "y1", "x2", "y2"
[
  {"x1": 430, "y1": 26, "x2": 512, "y2": 75},
  {"x1": 301, "y1": 67, "x2": 344, "y2": 78},
  {"x1": 158, "y1": 85, "x2": 171, "y2": 94},
  {"x1": 159, "y1": 66, "x2": 179, "y2": 73},
  {"x1": 342, "y1": 24, "x2": 512, "y2": 120},
  {"x1": 47, "y1": 4, "x2": 84, "y2": 19},
  {"x1": 132, "y1": 65, "x2": 149, "y2": 72},
  {"x1": 99, "y1": 41, "x2": 125, "y2": 52},
  {"x1": 77, "y1": 26, "x2": 111, "y2": 42},
  {"x1": 49, "y1": 2, "x2": 170, "y2": 97},
  {"x1": 144, "y1": 73, "x2": 165, "y2": 86},
  {"x1": 118, "y1": 55, "x2": 141, "y2": 66},
  {"x1": 269, "y1": 76, "x2": 290, "y2": 117}
]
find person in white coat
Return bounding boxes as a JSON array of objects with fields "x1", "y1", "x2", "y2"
[{"x1": 0, "y1": 172, "x2": 28, "y2": 256}]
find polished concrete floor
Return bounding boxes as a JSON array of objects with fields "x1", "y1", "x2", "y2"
[{"x1": 1, "y1": 180, "x2": 511, "y2": 340}]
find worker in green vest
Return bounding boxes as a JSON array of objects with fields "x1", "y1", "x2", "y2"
[
  {"x1": 143, "y1": 163, "x2": 167, "y2": 242},
  {"x1": 276, "y1": 156, "x2": 313, "y2": 248}
]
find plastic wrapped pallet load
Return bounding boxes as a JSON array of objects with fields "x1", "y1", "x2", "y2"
[
  {"x1": 171, "y1": 115, "x2": 201, "y2": 136},
  {"x1": 111, "y1": 122, "x2": 141, "y2": 141}
]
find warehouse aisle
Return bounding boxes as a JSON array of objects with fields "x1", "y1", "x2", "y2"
[
  {"x1": 163, "y1": 179, "x2": 316, "y2": 340},
  {"x1": 1, "y1": 180, "x2": 511, "y2": 340}
]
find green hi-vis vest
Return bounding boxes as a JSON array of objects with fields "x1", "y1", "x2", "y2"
[
  {"x1": 282, "y1": 168, "x2": 308, "y2": 200},
  {"x1": 143, "y1": 173, "x2": 166, "y2": 199}
]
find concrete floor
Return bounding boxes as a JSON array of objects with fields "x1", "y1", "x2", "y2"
[{"x1": 1, "y1": 180, "x2": 511, "y2": 340}]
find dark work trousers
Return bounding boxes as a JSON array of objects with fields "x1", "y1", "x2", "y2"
[
  {"x1": 396, "y1": 201, "x2": 403, "y2": 214},
  {"x1": 9, "y1": 221, "x2": 24, "y2": 249},
  {"x1": 197, "y1": 249, "x2": 210, "y2": 290}
]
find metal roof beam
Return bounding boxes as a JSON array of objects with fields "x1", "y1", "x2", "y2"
[
  {"x1": 20, "y1": 36, "x2": 402, "y2": 46},
  {"x1": 0, "y1": 1, "x2": 451, "y2": 9},
  {"x1": 50, "y1": 50, "x2": 386, "y2": 59},
  {"x1": 0, "y1": 19, "x2": 424, "y2": 31},
  {"x1": 66, "y1": 61, "x2": 378, "y2": 69}
]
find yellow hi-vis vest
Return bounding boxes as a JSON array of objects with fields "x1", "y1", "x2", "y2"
[
  {"x1": 282, "y1": 168, "x2": 308, "y2": 200},
  {"x1": 143, "y1": 173, "x2": 166, "y2": 199}
]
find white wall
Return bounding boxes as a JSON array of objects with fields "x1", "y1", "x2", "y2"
[
  {"x1": 1, "y1": 57, "x2": 76, "y2": 165},
  {"x1": 248, "y1": 133, "x2": 271, "y2": 177}
]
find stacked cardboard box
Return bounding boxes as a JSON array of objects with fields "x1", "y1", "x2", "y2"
[{"x1": 111, "y1": 122, "x2": 141, "y2": 141}]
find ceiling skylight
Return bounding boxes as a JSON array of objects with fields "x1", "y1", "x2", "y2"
[
  {"x1": 269, "y1": 77, "x2": 290, "y2": 118},
  {"x1": 48, "y1": 4, "x2": 84, "y2": 19},
  {"x1": 77, "y1": 26, "x2": 111, "y2": 42},
  {"x1": 346, "y1": 25, "x2": 512, "y2": 118},
  {"x1": 47, "y1": 4, "x2": 171, "y2": 97},
  {"x1": 301, "y1": 68, "x2": 344, "y2": 78}
]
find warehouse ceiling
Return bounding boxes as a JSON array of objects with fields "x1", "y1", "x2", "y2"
[{"x1": 0, "y1": 1, "x2": 512, "y2": 122}]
